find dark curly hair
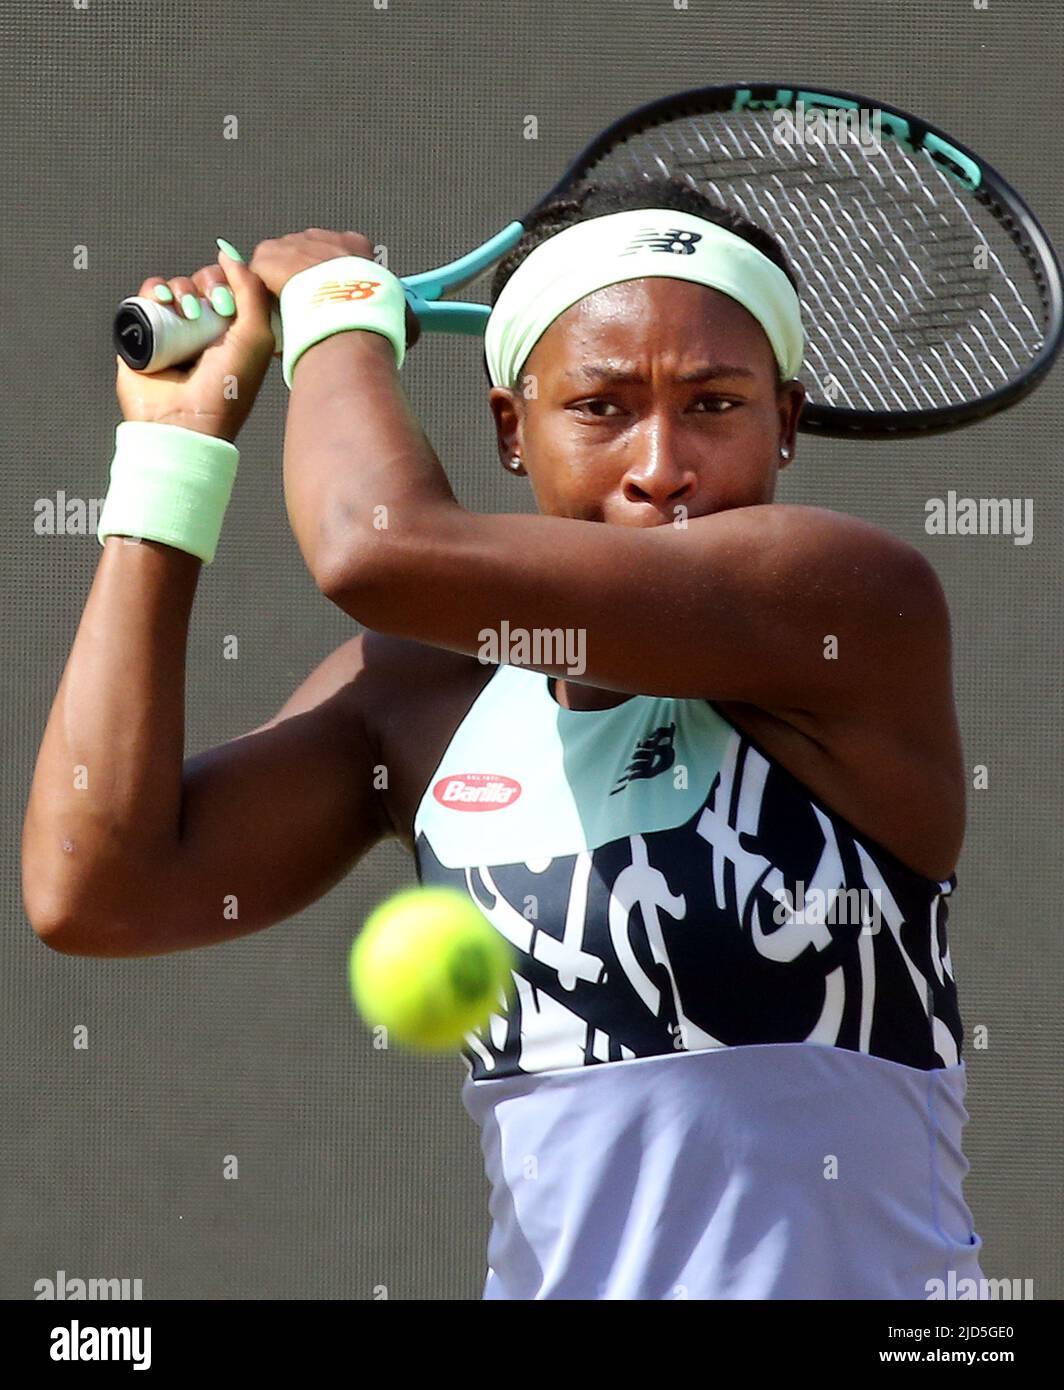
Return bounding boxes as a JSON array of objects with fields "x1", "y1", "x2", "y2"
[{"x1": 484, "y1": 175, "x2": 798, "y2": 387}]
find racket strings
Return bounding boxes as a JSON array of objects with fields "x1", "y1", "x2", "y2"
[{"x1": 582, "y1": 111, "x2": 1047, "y2": 416}]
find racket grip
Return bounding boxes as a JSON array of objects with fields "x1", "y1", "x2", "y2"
[{"x1": 113, "y1": 294, "x2": 284, "y2": 373}]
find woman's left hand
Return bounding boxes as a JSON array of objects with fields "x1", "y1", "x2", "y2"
[{"x1": 249, "y1": 228, "x2": 421, "y2": 348}]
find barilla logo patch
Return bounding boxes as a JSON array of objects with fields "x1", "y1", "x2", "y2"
[
  {"x1": 310, "y1": 279, "x2": 381, "y2": 306},
  {"x1": 433, "y1": 773, "x2": 521, "y2": 812}
]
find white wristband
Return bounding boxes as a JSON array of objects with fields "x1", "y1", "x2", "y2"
[
  {"x1": 279, "y1": 255, "x2": 407, "y2": 388},
  {"x1": 97, "y1": 421, "x2": 239, "y2": 565}
]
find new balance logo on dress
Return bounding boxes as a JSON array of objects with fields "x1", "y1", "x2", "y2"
[{"x1": 611, "y1": 722, "x2": 677, "y2": 794}]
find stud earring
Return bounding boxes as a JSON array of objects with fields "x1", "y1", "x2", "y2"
[
  {"x1": 508, "y1": 456, "x2": 523, "y2": 472},
  {"x1": 780, "y1": 446, "x2": 791, "y2": 459}
]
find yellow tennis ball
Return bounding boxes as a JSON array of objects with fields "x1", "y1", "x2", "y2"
[{"x1": 349, "y1": 886, "x2": 515, "y2": 1052}]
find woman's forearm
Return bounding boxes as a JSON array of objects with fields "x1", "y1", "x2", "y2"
[
  {"x1": 281, "y1": 331, "x2": 462, "y2": 590},
  {"x1": 21, "y1": 537, "x2": 200, "y2": 934}
]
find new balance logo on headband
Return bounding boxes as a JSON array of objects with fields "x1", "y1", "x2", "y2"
[
  {"x1": 619, "y1": 227, "x2": 703, "y2": 257},
  {"x1": 611, "y1": 722, "x2": 677, "y2": 794}
]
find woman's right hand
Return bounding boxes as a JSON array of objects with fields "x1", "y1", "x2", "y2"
[{"x1": 115, "y1": 245, "x2": 277, "y2": 444}]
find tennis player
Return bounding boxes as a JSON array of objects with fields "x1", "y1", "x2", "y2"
[{"x1": 23, "y1": 176, "x2": 983, "y2": 1300}]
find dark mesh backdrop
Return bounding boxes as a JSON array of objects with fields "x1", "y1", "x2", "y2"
[{"x1": 3, "y1": 0, "x2": 1061, "y2": 1300}]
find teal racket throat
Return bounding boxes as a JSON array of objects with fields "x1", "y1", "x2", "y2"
[{"x1": 401, "y1": 222, "x2": 524, "y2": 335}]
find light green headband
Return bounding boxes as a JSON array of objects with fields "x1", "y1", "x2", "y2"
[{"x1": 484, "y1": 207, "x2": 804, "y2": 389}]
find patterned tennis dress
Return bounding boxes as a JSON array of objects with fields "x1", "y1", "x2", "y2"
[{"x1": 413, "y1": 662, "x2": 983, "y2": 1299}]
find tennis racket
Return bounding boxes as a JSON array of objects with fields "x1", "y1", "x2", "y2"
[{"x1": 115, "y1": 81, "x2": 1063, "y2": 439}]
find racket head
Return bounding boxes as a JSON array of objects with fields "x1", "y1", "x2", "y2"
[{"x1": 407, "y1": 83, "x2": 1064, "y2": 439}]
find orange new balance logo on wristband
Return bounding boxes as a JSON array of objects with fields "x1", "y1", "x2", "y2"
[{"x1": 309, "y1": 279, "x2": 381, "y2": 305}]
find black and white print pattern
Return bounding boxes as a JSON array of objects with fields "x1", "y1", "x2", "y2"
[{"x1": 415, "y1": 721, "x2": 963, "y2": 1080}]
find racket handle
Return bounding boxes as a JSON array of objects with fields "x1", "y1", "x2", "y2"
[{"x1": 113, "y1": 294, "x2": 284, "y2": 373}]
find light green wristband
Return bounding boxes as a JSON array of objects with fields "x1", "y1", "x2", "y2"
[
  {"x1": 96, "y1": 421, "x2": 240, "y2": 565},
  {"x1": 279, "y1": 255, "x2": 407, "y2": 388}
]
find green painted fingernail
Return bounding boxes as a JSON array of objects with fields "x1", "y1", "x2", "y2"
[
  {"x1": 210, "y1": 285, "x2": 235, "y2": 317},
  {"x1": 216, "y1": 237, "x2": 245, "y2": 264},
  {"x1": 180, "y1": 293, "x2": 201, "y2": 320},
  {"x1": 152, "y1": 284, "x2": 174, "y2": 303}
]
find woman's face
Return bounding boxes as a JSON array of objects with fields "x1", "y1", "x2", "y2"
[{"x1": 489, "y1": 278, "x2": 806, "y2": 527}]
